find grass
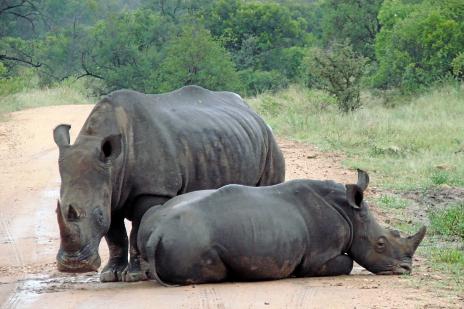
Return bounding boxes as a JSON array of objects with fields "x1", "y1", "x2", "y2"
[
  {"x1": 248, "y1": 83, "x2": 464, "y2": 191},
  {"x1": 429, "y1": 203, "x2": 464, "y2": 240},
  {"x1": 0, "y1": 78, "x2": 93, "y2": 117},
  {"x1": 376, "y1": 194, "x2": 408, "y2": 210}
]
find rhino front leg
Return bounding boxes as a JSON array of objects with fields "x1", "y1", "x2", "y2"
[
  {"x1": 122, "y1": 196, "x2": 169, "y2": 282},
  {"x1": 298, "y1": 254, "x2": 353, "y2": 278},
  {"x1": 311, "y1": 255, "x2": 353, "y2": 277},
  {"x1": 100, "y1": 215, "x2": 129, "y2": 282}
]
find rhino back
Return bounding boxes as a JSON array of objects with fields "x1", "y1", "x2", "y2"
[{"x1": 79, "y1": 86, "x2": 281, "y2": 201}]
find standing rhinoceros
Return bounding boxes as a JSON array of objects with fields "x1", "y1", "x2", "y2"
[
  {"x1": 53, "y1": 85, "x2": 285, "y2": 282},
  {"x1": 137, "y1": 170, "x2": 426, "y2": 285}
]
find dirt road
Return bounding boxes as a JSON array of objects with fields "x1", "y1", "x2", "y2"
[{"x1": 0, "y1": 105, "x2": 460, "y2": 308}]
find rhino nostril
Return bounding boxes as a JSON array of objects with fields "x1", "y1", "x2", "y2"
[
  {"x1": 67, "y1": 204, "x2": 79, "y2": 221},
  {"x1": 399, "y1": 263, "x2": 411, "y2": 273}
]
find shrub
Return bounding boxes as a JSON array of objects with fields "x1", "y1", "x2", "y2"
[
  {"x1": 304, "y1": 41, "x2": 367, "y2": 112},
  {"x1": 238, "y1": 69, "x2": 288, "y2": 96}
]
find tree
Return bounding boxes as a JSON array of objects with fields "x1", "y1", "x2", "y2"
[
  {"x1": 320, "y1": 0, "x2": 383, "y2": 60},
  {"x1": 156, "y1": 25, "x2": 240, "y2": 92},
  {"x1": 373, "y1": 0, "x2": 464, "y2": 91},
  {"x1": 305, "y1": 41, "x2": 367, "y2": 112},
  {"x1": 80, "y1": 9, "x2": 175, "y2": 93}
]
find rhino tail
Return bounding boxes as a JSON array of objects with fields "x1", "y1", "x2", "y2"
[{"x1": 146, "y1": 234, "x2": 178, "y2": 287}]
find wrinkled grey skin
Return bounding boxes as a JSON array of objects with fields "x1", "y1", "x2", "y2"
[
  {"x1": 54, "y1": 85, "x2": 285, "y2": 282},
  {"x1": 138, "y1": 170, "x2": 426, "y2": 285}
]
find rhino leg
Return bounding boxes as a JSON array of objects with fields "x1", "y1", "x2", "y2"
[
  {"x1": 121, "y1": 219, "x2": 146, "y2": 282},
  {"x1": 310, "y1": 255, "x2": 353, "y2": 277},
  {"x1": 297, "y1": 254, "x2": 353, "y2": 277},
  {"x1": 122, "y1": 196, "x2": 169, "y2": 282},
  {"x1": 100, "y1": 215, "x2": 128, "y2": 282}
]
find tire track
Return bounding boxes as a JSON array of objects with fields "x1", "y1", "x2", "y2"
[{"x1": 0, "y1": 210, "x2": 25, "y2": 309}]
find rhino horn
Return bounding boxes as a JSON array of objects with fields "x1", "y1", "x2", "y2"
[
  {"x1": 407, "y1": 226, "x2": 427, "y2": 254},
  {"x1": 356, "y1": 169, "x2": 369, "y2": 191},
  {"x1": 56, "y1": 200, "x2": 65, "y2": 231}
]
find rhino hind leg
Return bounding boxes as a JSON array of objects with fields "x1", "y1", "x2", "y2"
[{"x1": 154, "y1": 243, "x2": 228, "y2": 285}]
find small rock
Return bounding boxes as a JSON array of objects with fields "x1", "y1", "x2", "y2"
[{"x1": 264, "y1": 301, "x2": 270, "y2": 305}]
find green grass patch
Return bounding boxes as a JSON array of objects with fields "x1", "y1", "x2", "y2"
[
  {"x1": 376, "y1": 194, "x2": 408, "y2": 210},
  {"x1": 429, "y1": 204, "x2": 464, "y2": 240},
  {"x1": 0, "y1": 78, "x2": 93, "y2": 117},
  {"x1": 430, "y1": 247, "x2": 464, "y2": 290},
  {"x1": 249, "y1": 83, "x2": 464, "y2": 190}
]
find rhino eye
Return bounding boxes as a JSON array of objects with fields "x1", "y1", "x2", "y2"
[{"x1": 375, "y1": 237, "x2": 386, "y2": 253}]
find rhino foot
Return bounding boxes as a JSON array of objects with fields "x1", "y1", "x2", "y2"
[
  {"x1": 100, "y1": 261, "x2": 128, "y2": 282},
  {"x1": 122, "y1": 269, "x2": 147, "y2": 282},
  {"x1": 121, "y1": 267, "x2": 148, "y2": 282}
]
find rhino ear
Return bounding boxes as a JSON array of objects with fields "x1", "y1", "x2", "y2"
[
  {"x1": 100, "y1": 134, "x2": 122, "y2": 162},
  {"x1": 346, "y1": 184, "x2": 364, "y2": 209},
  {"x1": 356, "y1": 169, "x2": 369, "y2": 192},
  {"x1": 53, "y1": 124, "x2": 71, "y2": 147}
]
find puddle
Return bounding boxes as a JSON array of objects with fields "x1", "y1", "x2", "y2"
[
  {"x1": 5, "y1": 273, "x2": 101, "y2": 308},
  {"x1": 17, "y1": 273, "x2": 100, "y2": 294}
]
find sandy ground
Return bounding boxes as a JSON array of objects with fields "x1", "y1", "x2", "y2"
[{"x1": 0, "y1": 105, "x2": 461, "y2": 308}]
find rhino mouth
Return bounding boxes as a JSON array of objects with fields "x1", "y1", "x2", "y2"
[
  {"x1": 57, "y1": 250, "x2": 101, "y2": 273},
  {"x1": 376, "y1": 263, "x2": 411, "y2": 275}
]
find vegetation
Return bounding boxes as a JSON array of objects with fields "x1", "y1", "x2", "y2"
[
  {"x1": 430, "y1": 204, "x2": 464, "y2": 240},
  {"x1": 2, "y1": 0, "x2": 463, "y2": 97},
  {"x1": 0, "y1": 78, "x2": 91, "y2": 115},
  {"x1": 304, "y1": 41, "x2": 367, "y2": 112}
]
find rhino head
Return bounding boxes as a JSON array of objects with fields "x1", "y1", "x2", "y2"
[
  {"x1": 346, "y1": 170, "x2": 426, "y2": 275},
  {"x1": 54, "y1": 124, "x2": 122, "y2": 272}
]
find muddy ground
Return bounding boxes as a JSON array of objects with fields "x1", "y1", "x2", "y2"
[{"x1": 0, "y1": 105, "x2": 461, "y2": 308}]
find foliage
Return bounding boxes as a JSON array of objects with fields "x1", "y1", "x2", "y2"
[
  {"x1": 0, "y1": 64, "x2": 37, "y2": 97},
  {"x1": 238, "y1": 69, "x2": 288, "y2": 96},
  {"x1": 1, "y1": 0, "x2": 463, "y2": 96},
  {"x1": 304, "y1": 41, "x2": 367, "y2": 112},
  {"x1": 373, "y1": 0, "x2": 464, "y2": 91},
  {"x1": 81, "y1": 9, "x2": 175, "y2": 93},
  {"x1": 203, "y1": 0, "x2": 313, "y2": 82},
  {"x1": 452, "y1": 52, "x2": 464, "y2": 80},
  {"x1": 156, "y1": 25, "x2": 240, "y2": 92},
  {"x1": 320, "y1": 0, "x2": 383, "y2": 59}
]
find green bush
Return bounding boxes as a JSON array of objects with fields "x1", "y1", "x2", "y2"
[
  {"x1": 452, "y1": 52, "x2": 464, "y2": 79},
  {"x1": 303, "y1": 41, "x2": 367, "y2": 113},
  {"x1": 373, "y1": 0, "x2": 464, "y2": 91},
  {"x1": 156, "y1": 25, "x2": 241, "y2": 93},
  {"x1": 238, "y1": 69, "x2": 288, "y2": 96},
  {"x1": 0, "y1": 65, "x2": 38, "y2": 97}
]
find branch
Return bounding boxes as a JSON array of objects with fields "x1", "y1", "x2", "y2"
[
  {"x1": 0, "y1": 54, "x2": 41, "y2": 67},
  {"x1": 78, "y1": 52, "x2": 104, "y2": 80}
]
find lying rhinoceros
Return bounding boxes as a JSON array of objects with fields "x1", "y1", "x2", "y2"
[
  {"x1": 53, "y1": 85, "x2": 285, "y2": 282},
  {"x1": 138, "y1": 170, "x2": 426, "y2": 285}
]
